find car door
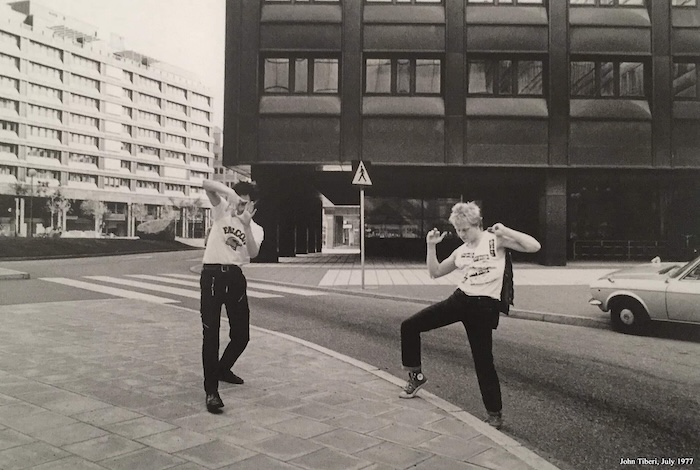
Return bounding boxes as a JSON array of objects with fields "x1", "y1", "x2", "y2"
[{"x1": 665, "y1": 262, "x2": 700, "y2": 323}]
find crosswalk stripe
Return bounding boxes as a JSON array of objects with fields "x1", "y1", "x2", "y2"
[
  {"x1": 163, "y1": 273, "x2": 199, "y2": 280},
  {"x1": 128, "y1": 275, "x2": 324, "y2": 297},
  {"x1": 41, "y1": 278, "x2": 177, "y2": 304},
  {"x1": 85, "y1": 276, "x2": 282, "y2": 299},
  {"x1": 127, "y1": 274, "x2": 198, "y2": 287},
  {"x1": 247, "y1": 282, "x2": 326, "y2": 296}
]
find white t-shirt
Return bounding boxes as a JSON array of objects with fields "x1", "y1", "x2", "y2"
[
  {"x1": 453, "y1": 231, "x2": 505, "y2": 300},
  {"x1": 202, "y1": 198, "x2": 264, "y2": 266}
]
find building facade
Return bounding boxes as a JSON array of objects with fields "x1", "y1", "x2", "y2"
[
  {"x1": 225, "y1": 0, "x2": 700, "y2": 265},
  {"x1": 0, "y1": 1, "x2": 215, "y2": 238}
]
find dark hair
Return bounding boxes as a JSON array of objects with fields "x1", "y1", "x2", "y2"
[{"x1": 232, "y1": 181, "x2": 260, "y2": 202}]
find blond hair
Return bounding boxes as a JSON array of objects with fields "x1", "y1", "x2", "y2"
[{"x1": 448, "y1": 202, "x2": 483, "y2": 228}]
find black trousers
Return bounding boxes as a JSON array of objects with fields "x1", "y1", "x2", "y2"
[
  {"x1": 400, "y1": 289, "x2": 502, "y2": 413},
  {"x1": 200, "y1": 265, "x2": 250, "y2": 394}
]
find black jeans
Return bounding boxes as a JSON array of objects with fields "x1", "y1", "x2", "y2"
[
  {"x1": 400, "y1": 289, "x2": 502, "y2": 413},
  {"x1": 200, "y1": 265, "x2": 250, "y2": 394}
]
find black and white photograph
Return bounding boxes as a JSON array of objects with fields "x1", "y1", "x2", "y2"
[{"x1": 0, "y1": 1, "x2": 699, "y2": 469}]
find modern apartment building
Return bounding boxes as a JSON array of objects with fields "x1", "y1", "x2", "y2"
[
  {"x1": 0, "y1": 1, "x2": 215, "y2": 238},
  {"x1": 225, "y1": 0, "x2": 700, "y2": 264}
]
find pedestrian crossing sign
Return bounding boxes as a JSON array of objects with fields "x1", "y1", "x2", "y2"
[{"x1": 351, "y1": 160, "x2": 372, "y2": 186}]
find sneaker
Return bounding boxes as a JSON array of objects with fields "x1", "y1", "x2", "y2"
[
  {"x1": 219, "y1": 370, "x2": 244, "y2": 385},
  {"x1": 399, "y1": 372, "x2": 427, "y2": 399},
  {"x1": 484, "y1": 411, "x2": 503, "y2": 430},
  {"x1": 206, "y1": 393, "x2": 224, "y2": 414}
]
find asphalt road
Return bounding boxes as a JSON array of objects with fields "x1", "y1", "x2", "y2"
[{"x1": 2, "y1": 252, "x2": 699, "y2": 470}]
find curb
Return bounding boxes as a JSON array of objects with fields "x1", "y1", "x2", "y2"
[
  {"x1": 0, "y1": 270, "x2": 30, "y2": 280},
  {"x1": 246, "y1": 276, "x2": 611, "y2": 331},
  {"x1": 168, "y1": 297, "x2": 562, "y2": 470},
  {"x1": 189, "y1": 265, "x2": 611, "y2": 331}
]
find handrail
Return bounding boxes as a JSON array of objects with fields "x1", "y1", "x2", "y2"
[{"x1": 572, "y1": 239, "x2": 667, "y2": 261}]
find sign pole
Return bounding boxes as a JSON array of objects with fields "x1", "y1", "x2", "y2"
[
  {"x1": 352, "y1": 160, "x2": 372, "y2": 290},
  {"x1": 360, "y1": 187, "x2": 365, "y2": 289}
]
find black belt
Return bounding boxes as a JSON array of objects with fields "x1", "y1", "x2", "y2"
[{"x1": 202, "y1": 264, "x2": 241, "y2": 272}]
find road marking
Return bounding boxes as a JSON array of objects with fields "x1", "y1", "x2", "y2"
[
  {"x1": 162, "y1": 273, "x2": 198, "y2": 280},
  {"x1": 129, "y1": 275, "x2": 324, "y2": 297},
  {"x1": 127, "y1": 274, "x2": 198, "y2": 288},
  {"x1": 247, "y1": 282, "x2": 326, "y2": 296},
  {"x1": 85, "y1": 276, "x2": 282, "y2": 299},
  {"x1": 41, "y1": 278, "x2": 177, "y2": 304}
]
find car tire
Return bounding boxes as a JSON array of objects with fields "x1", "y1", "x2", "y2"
[{"x1": 610, "y1": 299, "x2": 650, "y2": 334}]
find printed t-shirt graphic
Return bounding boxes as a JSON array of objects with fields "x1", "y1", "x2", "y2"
[
  {"x1": 202, "y1": 198, "x2": 264, "y2": 266},
  {"x1": 453, "y1": 232, "x2": 505, "y2": 300}
]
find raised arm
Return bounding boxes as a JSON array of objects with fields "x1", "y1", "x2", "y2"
[
  {"x1": 426, "y1": 228, "x2": 457, "y2": 279},
  {"x1": 203, "y1": 179, "x2": 241, "y2": 207},
  {"x1": 488, "y1": 223, "x2": 541, "y2": 253}
]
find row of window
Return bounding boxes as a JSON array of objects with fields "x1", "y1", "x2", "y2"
[
  {"x1": 1, "y1": 31, "x2": 211, "y2": 102},
  {"x1": 0, "y1": 163, "x2": 209, "y2": 188},
  {"x1": 0, "y1": 82, "x2": 211, "y2": 124},
  {"x1": 264, "y1": 0, "x2": 695, "y2": 5},
  {"x1": 11, "y1": 145, "x2": 208, "y2": 169},
  {"x1": 263, "y1": 57, "x2": 700, "y2": 99},
  {"x1": 122, "y1": 90, "x2": 207, "y2": 118},
  {"x1": 0, "y1": 121, "x2": 211, "y2": 151},
  {"x1": 1, "y1": 100, "x2": 210, "y2": 136}
]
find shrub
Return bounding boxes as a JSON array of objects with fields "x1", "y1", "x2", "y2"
[{"x1": 136, "y1": 218, "x2": 176, "y2": 241}]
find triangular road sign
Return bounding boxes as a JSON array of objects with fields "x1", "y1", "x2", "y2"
[{"x1": 352, "y1": 160, "x2": 372, "y2": 186}]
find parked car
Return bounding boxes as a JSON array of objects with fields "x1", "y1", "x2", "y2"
[{"x1": 589, "y1": 255, "x2": 700, "y2": 334}]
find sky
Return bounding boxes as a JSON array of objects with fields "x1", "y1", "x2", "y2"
[{"x1": 1, "y1": 0, "x2": 226, "y2": 126}]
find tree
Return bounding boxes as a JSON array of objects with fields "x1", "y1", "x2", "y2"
[
  {"x1": 45, "y1": 187, "x2": 71, "y2": 232},
  {"x1": 161, "y1": 203, "x2": 177, "y2": 221},
  {"x1": 131, "y1": 203, "x2": 148, "y2": 223},
  {"x1": 80, "y1": 200, "x2": 110, "y2": 236},
  {"x1": 181, "y1": 199, "x2": 203, "y2": 238}
]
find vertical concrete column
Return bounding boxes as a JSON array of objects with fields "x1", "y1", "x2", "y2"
[
  {"x1": 223, "y1": 0, "x2": 242, "y2": 166},
  {"x1": 341, "y1": 0, "x2": 363, "y2": 163},
  {"x1": 651, "y1": 0, "x2": 672, "y2": 167},
  {"x1": 539, "y1": 170, "x2": 567, "y2": 266},
  {"x1": 237, "y1": 0, "x2": 262, "y2": 163},
  {"x1": 251, "y1": 164, "x2": 280, "y2": 262},
  {"x1": 548, "y1": 1, "x2": 569, "y2": 166},
  {"x1": 445, "y1": 0, "x2": 465, "y2": 165},
  {"x1": 60, "y1": 206, "x2": 67, "y2": 232}
]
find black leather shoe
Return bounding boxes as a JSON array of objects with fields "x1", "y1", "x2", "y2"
[
  {"x1": 206, "y1": 393, "x2": 224, "y2": 414},
  {"x1": 219, "y1": 370, "x2": 244, "y2": 384}
]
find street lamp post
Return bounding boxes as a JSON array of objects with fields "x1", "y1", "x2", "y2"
[{"x1": 27, "y1": 169, "x2": 37, "y2": 238}]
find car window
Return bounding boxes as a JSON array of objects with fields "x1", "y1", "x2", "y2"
[
  {"x1": 682, "y1": 265, "x2": 700, "y2": 281},
  {"x1": 669, "y1": 257, "x2": 700, "y2": 278}
]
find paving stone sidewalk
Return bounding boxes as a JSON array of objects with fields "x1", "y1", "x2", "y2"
[{"x1": 0, "y1": 298, "x2": 559, "y2": 470}]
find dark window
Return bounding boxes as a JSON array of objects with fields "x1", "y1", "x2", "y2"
[
  {"x1": 467, "y1": 0, "x2": 543, "y2": 4},
  {"x1": 365, "y1": 57, "x2": 442, "y2": 95},
  {"x1": 673, "y1": 61, "x2": 699, "y2": 99},
  {"x1": 265, "y1": 0, "x2": 339, "y2": 3},
  {"x1": 262, "y1": 56, "x2": 339, "y2": 94},
  {"x1": 571, "y1": 60, "x2": 645, "y2": 98},
  {"x1": 365, "y1": 0, "x2": 442, "y2": 4},
  {"x1": 569, "y1": 0, "x2": 645, "y2": 6},
  {"x1": 467, "y1": 58, "x2": 543, "y2": 96}
]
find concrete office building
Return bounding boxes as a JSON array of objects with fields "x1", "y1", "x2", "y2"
[
  {"x1": 0, "y1": 1, "x2": 215, "y2": 238},
  {"x1": 225, "y1": 0, "x2": 700, "y2": 265}
]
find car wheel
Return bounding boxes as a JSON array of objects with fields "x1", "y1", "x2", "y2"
[{"x1": 610, "y1": 299, "x2": 650, "y2": 334}]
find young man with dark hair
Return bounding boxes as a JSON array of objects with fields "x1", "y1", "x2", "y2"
[{"x1": 199, "y1": 179, "x2": 264, "y2": 413}]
